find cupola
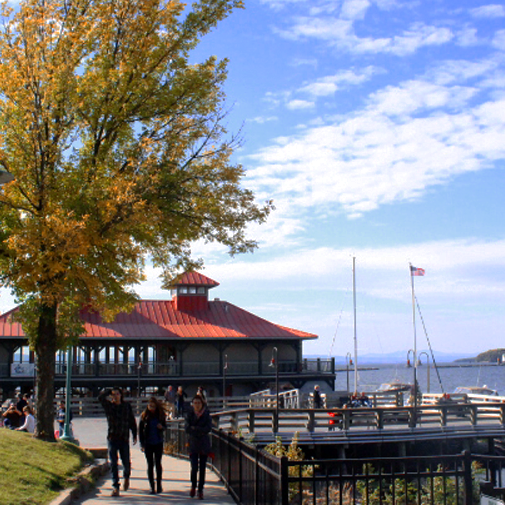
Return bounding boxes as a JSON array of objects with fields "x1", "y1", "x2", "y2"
[{"x1": 169, "y1": 271, "x2": 219, "y2": 311}]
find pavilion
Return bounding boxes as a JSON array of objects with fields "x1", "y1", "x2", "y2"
[{"x1": 0, "y1": 272, "x2": 336, "y2": 398}]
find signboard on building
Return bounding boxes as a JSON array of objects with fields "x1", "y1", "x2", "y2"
[{"x1": 11, "y1": 363, "x2": 35, "y2": 377}]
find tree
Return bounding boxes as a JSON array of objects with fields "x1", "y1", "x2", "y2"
[{"x1": 0, "y1": 0, "x2": 271, "y2": 440}]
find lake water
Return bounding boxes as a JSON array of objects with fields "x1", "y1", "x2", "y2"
[{"x1": 334, "y1": 363, "x2": 505, "y2": 395}]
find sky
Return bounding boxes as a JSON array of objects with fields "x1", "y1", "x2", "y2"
[{"x1": 3, "y1": 0, "x2": 505, "y2": 359}]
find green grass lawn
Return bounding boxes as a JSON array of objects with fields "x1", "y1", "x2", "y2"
[{"x1": 0, "y1": 429, "x2": 93, "y2": 505}]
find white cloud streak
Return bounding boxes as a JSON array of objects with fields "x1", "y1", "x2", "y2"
[
  {"x1": 470, "y1": 4, "x2": 505, "y2": 19},
  {"x1": 248, "y1": 64, "x2": 505, "y2": 219},
  {"x1": 298, "y1": 66, "x2": 379, "y2": 97},
  {"x1": 277, "y1": 17, "x2": 453, "y2": 55}
]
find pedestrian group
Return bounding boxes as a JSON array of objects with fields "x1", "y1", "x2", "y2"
[{"x1": 99, "y1": 384, "x2": 211, "y2": 499}]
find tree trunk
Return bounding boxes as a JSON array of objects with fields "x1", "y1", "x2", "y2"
[{"x1": 34, "y1": 303, "x2": 58, "y2": 441}]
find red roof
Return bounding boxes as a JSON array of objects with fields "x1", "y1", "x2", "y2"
[
  {"x1": 171, "y1": 272, "x2": 219, "y2": 288},
  {"x1": 0, "y1": 300, "x2": 317, "y2": 341}
]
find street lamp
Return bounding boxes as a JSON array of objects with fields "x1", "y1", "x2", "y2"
[
  {"x1": 418, "y1": 351, "x2": 430, "y2": 393},
  {"x1": 345, "y1": 352, "x2": 352, "y2": 393},
  {"x1": 222, "y1": 354, "x2": 228, "y2": 409},
  {"x1": 137, "y1": 361, "x2": 142, "y2": 397},
  {"x1": 60, "y1": 346, "x2": 78, "y2": 444},
  {"x1": 407, "y1": 349, "x2": 415, "y2": 368},
  {"x1": 269, "y1": 347, "x2": 279, "y2": 431}
]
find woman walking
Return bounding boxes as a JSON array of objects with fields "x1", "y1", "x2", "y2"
[
  {"x1": 185, "y1": 395, "x2": 212, "y2": 500},
  {"x1": 139, "y1": 396, "x2": 167, "y2": 494}
]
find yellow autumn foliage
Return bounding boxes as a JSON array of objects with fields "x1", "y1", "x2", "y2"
[{"x1": 0, "y1": 0, "x2": 269, "y2": 440}]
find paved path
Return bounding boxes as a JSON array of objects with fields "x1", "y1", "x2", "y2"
[{"x1": 71, "y1": 418, "x2": 235, "y2": 505}]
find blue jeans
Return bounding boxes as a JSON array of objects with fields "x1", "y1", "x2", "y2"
[{"x1": 108, "y1": 439, "x2": 131, "y2": 489}]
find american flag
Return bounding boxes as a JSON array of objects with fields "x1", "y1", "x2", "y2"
[{"x1": 410, "y1": 266, "x2": 425, "y2": 276}]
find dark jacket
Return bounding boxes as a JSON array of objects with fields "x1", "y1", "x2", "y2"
[
  {"x1": 99, "y1": 389, "x2": 137, "y2": 443},
  {"x1": 139, "y1": 413, "x2": 166, "y2": 448},
  {"x1": 185, "y1": 407, "x2": 212, "y2": 455},
  {"x1": 176, "y1": 390, "x2": 187, "y2": 407}
]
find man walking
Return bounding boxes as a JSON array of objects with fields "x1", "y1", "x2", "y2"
[
  {"x1": 99, "y1": 387, "x2": 138, "y2": 497},
  {"x1": 164, "y1": 385, "x2": 175, "y2": 419}
]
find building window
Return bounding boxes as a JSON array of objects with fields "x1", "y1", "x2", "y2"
[
  {"x1": 189, "y1": 287, "x2": 197, "y2": 294},
  {"x1": 179, "y1": 287, "x2": 188, "y2": 294},
  {"x1": 197, "y1": 287, "x2": 206, "y2": 294}
]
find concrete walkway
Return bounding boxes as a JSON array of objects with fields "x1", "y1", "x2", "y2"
[{"x1": 71, "y1": 418, "x2": 235, "y2": 505}]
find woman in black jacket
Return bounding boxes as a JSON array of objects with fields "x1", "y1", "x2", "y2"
[
  {"x1": 139, "y1": 396, "x2": 167, "y2": 494},
  {"x1": 185, "y1": 395, "x2": 212, "y2": 500}
]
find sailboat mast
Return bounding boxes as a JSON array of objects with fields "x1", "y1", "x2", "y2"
[
  {"x1": 409, "y1": 263, "x2": 418, "y2": 409},
  {"x1": 353, "y1": 256, "x2": 358, "y2": 395}
]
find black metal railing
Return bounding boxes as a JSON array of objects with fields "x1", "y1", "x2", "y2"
[
  {"x1": 164, "y1": 420, "x2": 283, "y2": 505},
  {"x1": 283, "y1": 453, "x2": 476, "y2": 505},
  {"x1": 2, "y1": 358, "x2": 336, "y2": 379},
  {"x1": 165, "y1": 418, "x2": 505, "y2": 505},
  {"x1": 213, "y1": 428, "x2": 282, "y2": 505},
  {"x1": 474, "y1": 454, "x2": 505, "y2": 502}
]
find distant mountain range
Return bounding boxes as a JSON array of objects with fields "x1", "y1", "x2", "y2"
[{"x1": 308, "y1": 350, "x2": 475, "y2": 365}]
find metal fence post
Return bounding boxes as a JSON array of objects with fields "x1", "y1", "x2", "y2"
[
  {"x1": 462, "y1": 450, "x2": 473, "y2": 505},
  {"x1": 227, "y1": 430, "x2": 232, "y2": 489},
  {"x1": 272, "y1": 409, "x2": 279, "y2": 433},
  {"x1": 238, "y1": 437, "x2": 243, "y2": 502},
  {"x1": 280, "y1": 455, "x2": 289, "y2": 505},
  {"x1": 306, "y1": 410, "x2": 315, "y2": 432},
  {"x1": 248, "y1": 409, "x2": 255, "y2": 434},
  {"x1": 254, "y1": 448, "x2": 259, "y2": 505}
]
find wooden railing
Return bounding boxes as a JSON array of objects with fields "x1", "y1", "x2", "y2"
[
  {"x1": 49, "y1": 392, "x2": 505, "y2": 427},
  {"x1": 51, "y1": 393, "x2": 291, "y2": 417},
  {"x1": 210, "y1": 402, "x2": 505, "y2": 437},
  {"x1": 52, "y1": 395, "x2": 254, "y2": 417}
]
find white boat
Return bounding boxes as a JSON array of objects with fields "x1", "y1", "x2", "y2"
[
  {"x1": 376, "y1": 381, "x2": 412, "y2": 393},
  {"x1": 453, "y1": 386, "x2": 498, "y2": 396}
]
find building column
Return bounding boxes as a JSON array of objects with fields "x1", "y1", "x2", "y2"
[
  {"x1": 216, "y1": 343, "x2": 229, "y2": 374},
  {"x1": 94, "y1": 345, "x2": 103, "y2": 377},
  {"x1": 253, "y1": 343, "x2": 268, "y2": 376},
  {"x1": 174, "y1": 344, "x2": 188, "y2": 377}
]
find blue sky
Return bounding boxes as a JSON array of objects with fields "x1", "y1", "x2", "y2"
[{"x1": 3, "y1": 0, "x2": 505, "y2": 359}]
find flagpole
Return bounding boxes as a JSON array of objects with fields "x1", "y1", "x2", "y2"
[
  {"x1": 353, "y1": 256, "x2": 358, "y2": 395},
  {"x1": 409, "y1": 263, "x2": 418, "y2": 419}
]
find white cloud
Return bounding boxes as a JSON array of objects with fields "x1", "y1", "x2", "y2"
[
  {"x1": 380, "y1": 24, "x2": 454, "y2": 56},
  {"x1": 368, "y1": 81, "x2": 478, "y2": 116},
  {"x1": 371, "y1": 0, "x2": 399, "y2": 9},
  {"x1": 470, "y1": 4, "x2": 505, "y2": 18},
  {"x1": 199, "y1": 238, "x2": 505, "y2": 302},
  {"x1": 427, "y1": 58, "x2": 499, "y2": 86},
  {"x1": 278, "y1": 16, "x2": 353, "y2": 41},
  {"x1": 341, "y1": 0, "x2": 371, "y2": 20},
  {"x1": 298, "y1": 67, "x2": 378, "y2": 97},
  {"x1": 259, "y1": 0, "x2": 306, "y2": 8},
  {"x1": 248, "y1": 116, "x2": 278, "y2": 124},
  {"x1": 290, "y1": 58, "x2": 318, "y2": 68},
  {"x1": 492, "y1": 30, "x2": 505, "y2": 50},
  {"x1": 455, "y1": 27, "x2": 480, "y2": 47},
  {"x1": 300, "y1": 81, "x2": 338, "y2": 97},
  {"x1": 279, "y1": 17, "x2": 453, "y2": 55},
  {"x1": 286, "y1": 99, "x2": 314, "y2": 110},
  {"x1": 248, "y1": 73, "x2": 505, "y2": 219}
]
